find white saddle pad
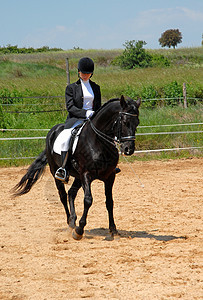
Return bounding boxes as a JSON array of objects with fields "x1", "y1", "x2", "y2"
[{"x1": 53, "y1": 124, "x2": 84, "y2": 155}]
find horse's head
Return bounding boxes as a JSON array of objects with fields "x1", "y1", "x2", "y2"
[
  {"x1": 117, "y1": 95, "x2": 141, "y2": 155},
  {"x1": 90, "y1": 95, "x2": 140, "y2": 155}
]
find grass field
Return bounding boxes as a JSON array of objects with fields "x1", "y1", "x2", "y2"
[
  {"x1": 0, "y1": 104, "x2": 202, "y2": 167},
  {"x1": 0, "y1": 47, "x2": 202, "y2": 165},
  {"x1": 0, "y1": 47, "x2": 203, "y2": 99}
]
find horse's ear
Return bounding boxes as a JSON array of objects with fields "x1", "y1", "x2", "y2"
[
  {"x1": 136, "y1": 97, "x2": 141, "y2": 108},
  {"x1": 120, "y1": 95, "x2": 127, "y2": 109}
]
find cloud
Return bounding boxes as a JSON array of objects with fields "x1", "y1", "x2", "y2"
[
  {"x1": 55, "y1": 25, "x2": 66, "y2": 32},
  {"x1": 121, "y1": 6, "x2": 203, "y2": 48},
  {"x1": 180, "y1": 7, "x2": 203, "y2": 21},
  {"x1": 135, "y1": 7, "x2": 203, "y2": 28},
  {"x1": 21, "y1": 7, "x2": 203, "y2": 49}
]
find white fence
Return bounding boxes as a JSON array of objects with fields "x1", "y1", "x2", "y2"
[
  {"x1": 0, "y1": 122, "x2": 202, "y2": 160},
  {"x1": 1, "y1": 95, "x2": 202, "y2": 160}
]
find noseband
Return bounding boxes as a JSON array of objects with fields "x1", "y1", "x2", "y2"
[{"x1": 89, "y1": 111, "x2": 138, "y2": 146}]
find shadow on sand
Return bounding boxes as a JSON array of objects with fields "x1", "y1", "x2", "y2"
[{"x1": 84, "y1": 227, "x2": 187, "y2": 242}]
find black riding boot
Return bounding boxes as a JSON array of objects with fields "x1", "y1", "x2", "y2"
[{"x1": 55, "y1": 151, "x2": 69, "y2": 183}]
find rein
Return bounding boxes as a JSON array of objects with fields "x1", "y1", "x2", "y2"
[
  {"x1": 89, "y1": 111, "x2": 138, "y2": 146},
  {"x1": 89, "y1": 120, "x2": 116, "y2": 147}
]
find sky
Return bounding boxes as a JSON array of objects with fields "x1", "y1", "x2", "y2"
[{"x1": 0, "y1": 0, "x2": 203, "y2": 50}]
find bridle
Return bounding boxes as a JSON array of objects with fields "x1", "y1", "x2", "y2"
[
  {"x1": 89, "y1": 111, "x2": 138, "y2": 146},
  {"x1": 115, "y1": 112, "x2": 138, "y2": 142}
]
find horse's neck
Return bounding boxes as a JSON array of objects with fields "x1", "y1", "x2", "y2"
[{"x1": 93, "y1": 101, "x2": 120, "y2": 133}]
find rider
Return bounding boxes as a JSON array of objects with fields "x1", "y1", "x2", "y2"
[{"x1": 55, "y1": 57, "x2": 102, "y2": 182}]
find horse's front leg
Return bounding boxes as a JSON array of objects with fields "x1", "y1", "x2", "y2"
[
  {"x1": 105, "y1": 172, "x2": 118, "y2": 236},
  {"x1": 68, "y1": 178, "x2": 82, "y2": 229},
  {"x1": 72, "y1": 172, "x2": 93, "y2": 240},
  {"x1": 55, "y1": 179, "x2": 70, "y2": 225}
]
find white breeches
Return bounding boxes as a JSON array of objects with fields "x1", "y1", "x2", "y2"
[
  {"x1": 53, "y1": 120, "x2": 84, "y2": 154},
  {"x1": 60, "y1": 120, "x2": 83, "y2": 152},
  {"x1": 60, "y1": 129, "x2": 72, "y2": 151}
]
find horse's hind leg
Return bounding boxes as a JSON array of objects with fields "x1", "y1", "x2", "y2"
[
  {"x1": 68, "y1": 178, "x2": 82, "y2": 229},
  {"x1": 105, "y1": 173, "x2": 118, "y2": 236},
  {"x1": 55, "y1": 179, "x2": 70, "y2": 225}
]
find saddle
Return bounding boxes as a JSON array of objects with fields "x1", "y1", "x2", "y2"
[{"x1": 69, "y1": 122, "x2": 86, "y2": 154}]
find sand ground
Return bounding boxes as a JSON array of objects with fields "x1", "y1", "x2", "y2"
[{"x1": 0, "y1": 158, "x2": 202, "y2": 299}]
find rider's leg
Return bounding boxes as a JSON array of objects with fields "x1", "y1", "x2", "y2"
[
  {"x1": 55, "y1": 131, "x2": 71, "y2": 182},
  {"x1": 55, "y1": 151, "x2": 69, "y2": 182}
]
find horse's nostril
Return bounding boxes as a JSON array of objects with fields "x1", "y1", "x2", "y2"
[
  {"x1": 124, "y1": 146, "x2": 134, "y2": 156},
  {"x1": 125, "y1": 147, "x2": 129, "y2": 153}
]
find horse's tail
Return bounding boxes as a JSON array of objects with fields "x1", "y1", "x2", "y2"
[{"x1": 13, "y1": 149, "x2": 47, "y2": 197}]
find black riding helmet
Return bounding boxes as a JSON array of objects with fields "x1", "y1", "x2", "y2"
[{"x1": 78, "y1": 57, "x2": 94, "y2": 74}]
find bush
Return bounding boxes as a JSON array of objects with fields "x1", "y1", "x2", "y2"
[
  {"x1": 124, "y1": 81, "x2": 202, "y2": 108},
  {"x1": 114, "y1": 40, "x2": 152, "y2": 69},
  {"x1": 0, "y1": 104, "x2": 17, "y2": 128},
  {"x1": 124, "y1": 85, "x2": 140, "y2": 99},
  {"x1": 141, "y1": 85, "x2": 160, "y2": 107},
  {"x1": 0, "y1": 88, "x2": 24, "y2": 104},
  {"x1": 150, "y1": 54, "x2": 170, "y2": 67},
  {"x1": 0, "y1": 105, "x2": 5, "y2": 127},
  {"x1": 194, "y1": 86, "x2": 203, "y2": 99},
  {"x1": 0, "y1": 45, "x2": 62, "y2": 54},
  {"x1": 112, "y1": 40, "x2": 171, "y2": 69},
  {"x1": 163, "y1": 81, "x2": 183, "y2": 106}
]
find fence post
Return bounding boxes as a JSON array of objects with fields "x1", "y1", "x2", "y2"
[
  {"x1": 66, "y1": 58, "x2": 70, "y2": 85},
  {"x1": 183, "y1": 82, "x2": 187, "y2": 108}
]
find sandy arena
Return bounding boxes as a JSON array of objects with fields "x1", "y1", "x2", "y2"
[{"x1": 0, "y1": 158, "x2": 202, "y2": 299}]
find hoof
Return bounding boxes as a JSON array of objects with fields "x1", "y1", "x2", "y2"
[
  {"x1": 110, "y1": 230, "x2": 120, "y2": 240},
  {"x1": 113, "y1": 234, "x2": 120, "y2": 241},
  {"x1": 68, "y1": 222, "x2": 76, "y2": 230},
  {"x1": 67, "y1": 226, "x2": 73, "y2": 236},
  {"x1": 72, "y1": 228, "x2": 83, "y2": 240}
]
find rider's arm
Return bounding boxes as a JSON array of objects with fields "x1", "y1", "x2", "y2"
[{"x1": 65, "y1": 84, "x2": 87, "y2": 119}]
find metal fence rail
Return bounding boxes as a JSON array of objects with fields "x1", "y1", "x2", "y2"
[
  {"x1": 1, "y1": 147, "x2": 202, "y2": 160},
  {"x1": 0, "y1": 130, "x2": 202, "y2": 160},
  {"x1": 1, "y1": 122, "x2": 203, "y2": 132},
  {"x1": 133, "y1": 146, "x2": 203, "y2": 154},
  {"x1": 1, "y1": 130, "x2": 203, "y2": 142},
  {"x1": 1, "y1": 96, "x2": 202, "y2": 160}
]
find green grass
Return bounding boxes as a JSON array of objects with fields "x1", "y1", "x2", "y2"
[
  {"x1": 0, "y1": 47, "x2": 202, "y2": 98},
  {"x1": 0, "y1": 64, "x2": 202, "y2": 101},
  {"x1": 0, "y1": 61, "x2": 65, "y2": 79},
  {"x1": 136, "y1": 105, "x2": 203, "y2": 150},
  {"x1": 149, "y1": 47, "x2": 203, "y2": 65},
  {"x1": 0, "y1": 47, "x2": 202, "y2": 166},
  {"x1": 0, "y1": 105, "x2": 202, "y2": 167}
]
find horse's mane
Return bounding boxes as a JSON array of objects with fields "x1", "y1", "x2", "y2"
[
  {"x1": 91, "y1": 98, "x2": 120, "y2": 119},
  {"x1": 91, "y1": 96, "x2": 138, "y2": 120}
]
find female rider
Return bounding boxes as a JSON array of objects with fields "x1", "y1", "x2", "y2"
[{"x1": 55, "y1": 57, "x2": 101, "y2": 182}]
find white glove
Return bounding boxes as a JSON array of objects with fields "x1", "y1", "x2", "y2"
[{"x1": 86, "y1": 110, "x2": 94, "y2": 119}]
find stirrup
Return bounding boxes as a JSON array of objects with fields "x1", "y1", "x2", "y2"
[{"x1": 55, "y1": 167, "x2": 68, "y2": 183}]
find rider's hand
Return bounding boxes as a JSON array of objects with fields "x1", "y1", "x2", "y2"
[{"x1": 86, "y1": 110, "x2": 94, "y2": 119}]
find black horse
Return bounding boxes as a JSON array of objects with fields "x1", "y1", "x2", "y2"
[{"x1": 13, "y1": 96, "x2": 140, "y2": 240}]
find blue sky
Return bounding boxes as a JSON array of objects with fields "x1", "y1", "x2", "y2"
[{"x1": 1, "y1": 0, "x2": 203, "y2": 49}]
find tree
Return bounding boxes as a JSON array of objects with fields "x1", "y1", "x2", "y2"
[{"x1": 159, "y1": 29, "x2": 182, "y2": 49}]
